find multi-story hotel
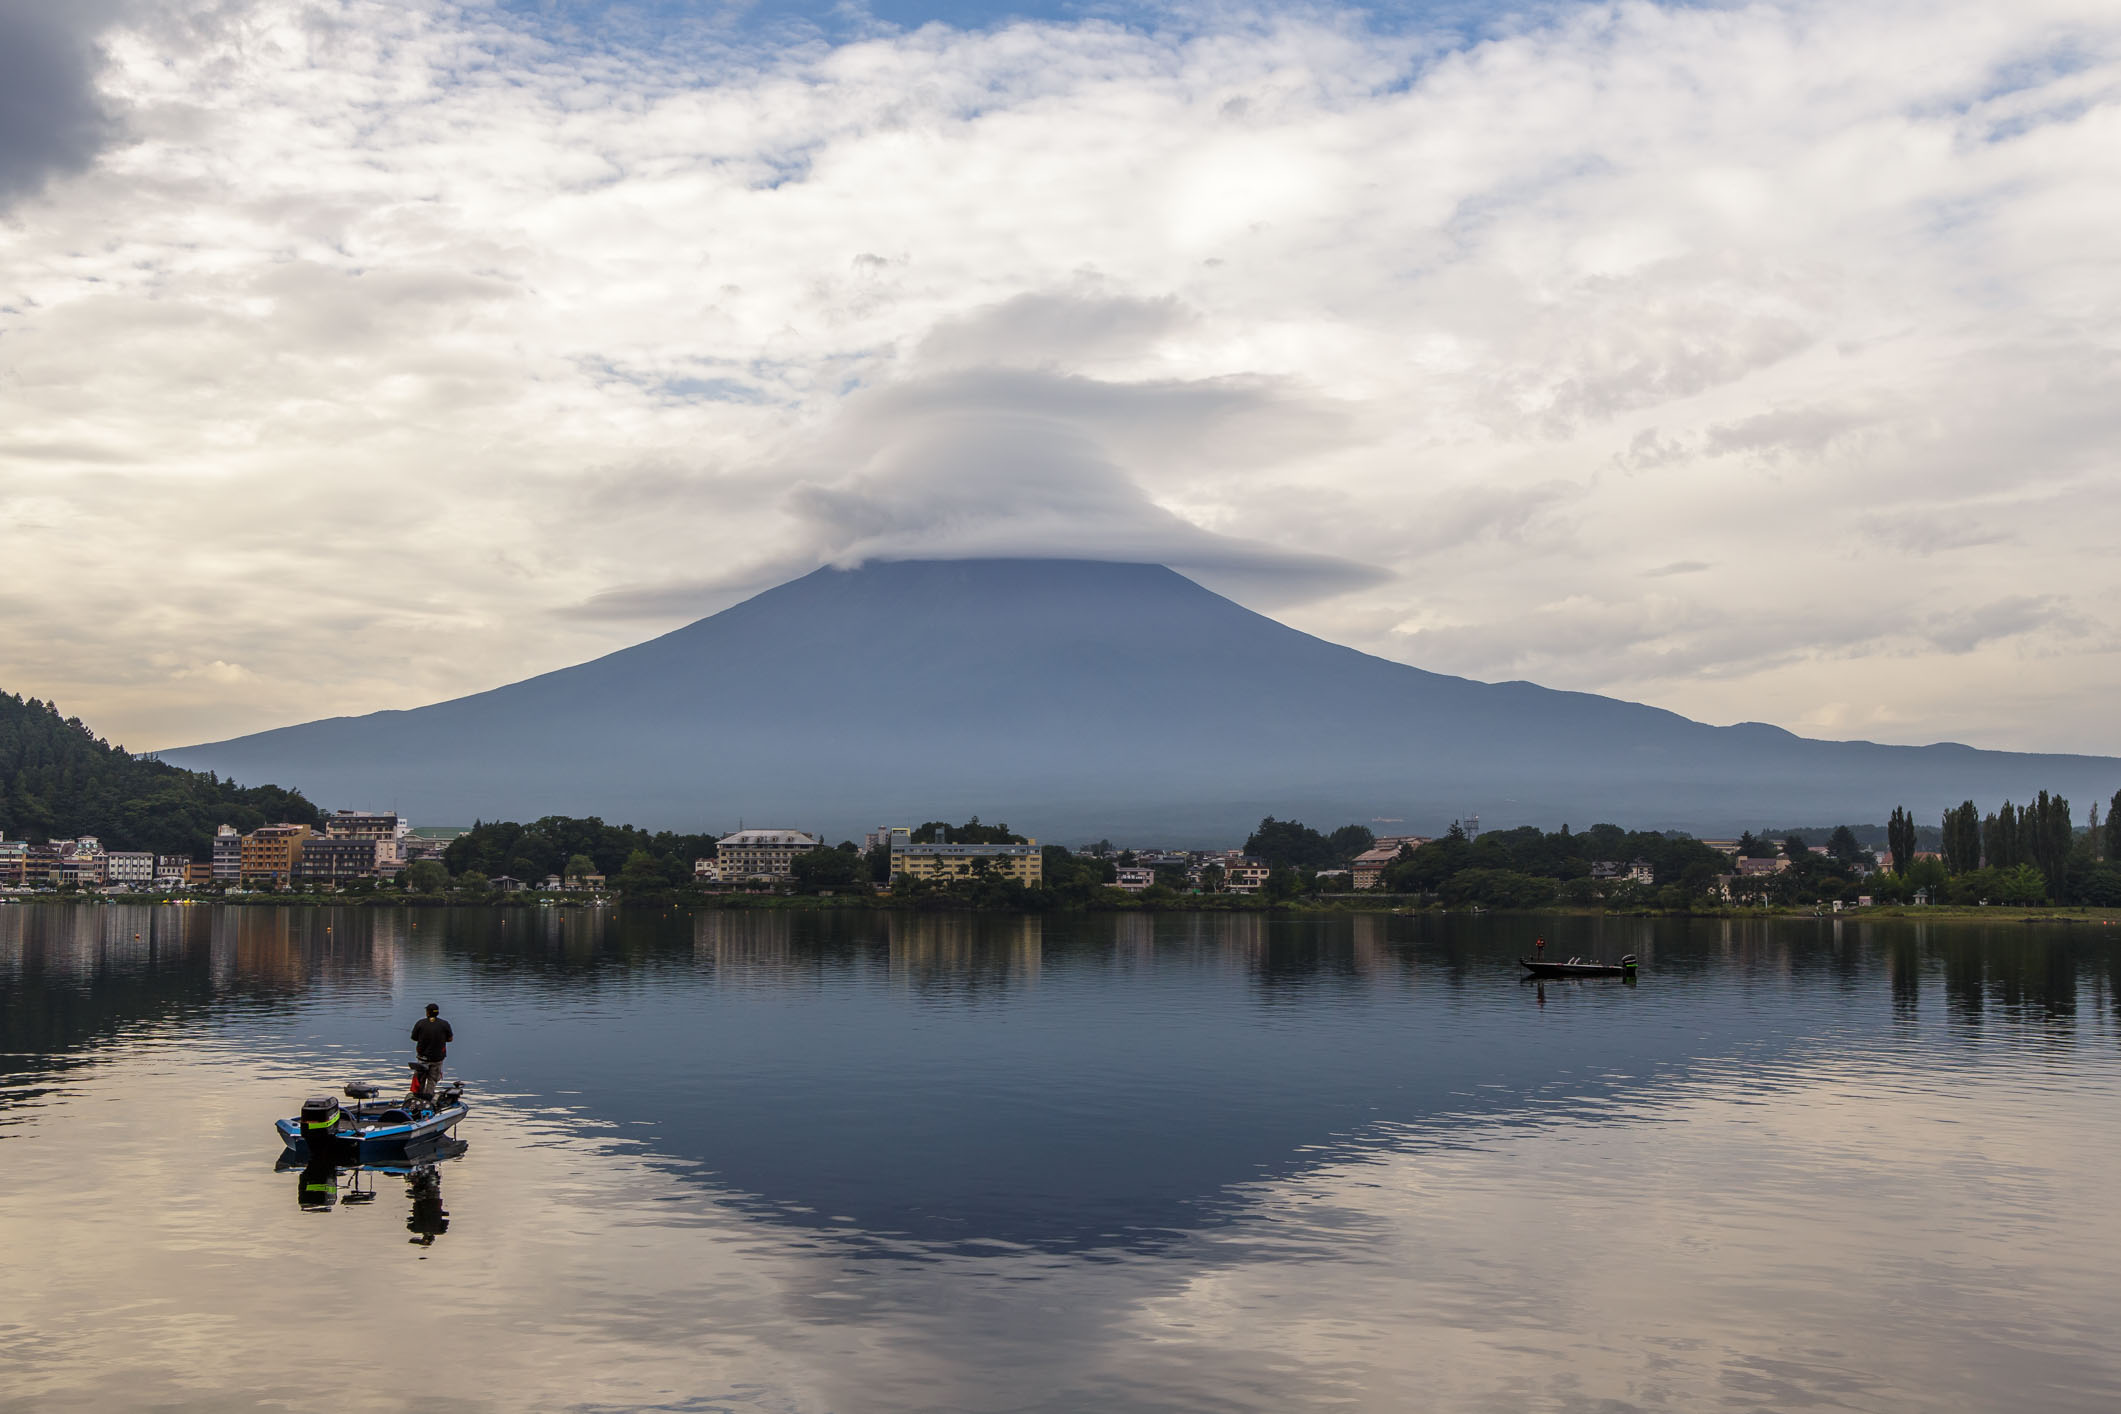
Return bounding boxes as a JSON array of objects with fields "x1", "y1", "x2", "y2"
[
  {"x1": 711, "y1": 829, "x2": 820, "y2": 882},
  {"x1": 239, "y1": 823, "x2": 313, "y2": 887},
  {"x1": 294, "y1": 836, "x2": 381, "y2": 884}
]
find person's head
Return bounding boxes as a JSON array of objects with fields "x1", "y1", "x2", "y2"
[{"x1": 425, "y1": 1003, "x2": 440, "y2": 1017}]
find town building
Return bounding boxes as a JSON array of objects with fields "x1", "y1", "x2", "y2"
[
  {"x1": 323, "y1": 811, "x2": 411, "y2": 870},
  {"x1": 1735, "y1": 856, "x2": 1790, "y2": 877},
  {"x1": 105, "y1": 851, "x2": 156, "y2": 888},
  {"x1": 156, "y1": 856, "x2": 192, "y2": 886},
  {"x1": 186, "y1": 859, "x2": 216, "y2": 887},
  {"x1": 1113, "y1": 865, "x2": 1156, "y2": 892},
  {"x1": 1350, "y1": 837, "x2": 1432, "y2": 889},
  {"x1": 890, "y1": 838, "x2": 1043, "y2": 887},
  {"x1": 713, "y1": 829, "x2": 820, "y2": 882},
  {"x1": 26, "y1": 839, "x2": 63, "y2": 884},
  {"x1": 240, "y1": 823, "x2": 313, "y2": 887},
  {"x1": 1590, "y1": 859, "x2": 1655, "y2": 885},
  {"x1": 0, "y1": 839, "x2": 26, "y2": 886},
  {"x1": 212, "y1": 825, "x2": 242, "y2": 883},
  {"x1": 1221, "y1": 858, "x2": 1271, "y2": 894},
  {"x1": 293, "y1": 836, "x2": 381, "y2": 885},
  {"x1": 692, "y1": 858, "x2": 720, "y2": 883}
]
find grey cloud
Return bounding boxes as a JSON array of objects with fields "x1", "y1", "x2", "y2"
[
  {"x1": 783, "y1": 367, "x2": 1381, "y2": 599},
  {"x1": 1920, "y1": 596, "x2": 2079, "y2": 655},
  {"x1": 1644, "y1": 560, "x2": 1710, "y2": 577},
  {"x1": 567, "y1": 361, "x2": 1385, "y2": 620},
  {"x1": 0, "y1": 1, "x2": 121, "y2": 204},
  {"x1": 917, "y1": 292, "x2": 1195, "y2": 371},
  {"x1": 1702, "y1": 401, "x2": 1885, "y2": 460},
  {"x1": 1858, "y1": 509, "x2": 2016, "y2": 556}
]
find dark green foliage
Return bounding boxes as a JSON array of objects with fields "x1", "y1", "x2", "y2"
[
  {"x1": 1783, "y1": 833, "x2": 1809, "y2": 863},
  {"x1": 1039, "y1": 844, "x2": 1117, "y2": 901},
  {"x1": 790, "y1": 845, "x2": 865, "y2": 893},
  {"x1": 400, "y1": 859, "x2": 448, "y2": 893},
  {"x1": 1940, "y1": 801, "x2": 1981, "y2": 874},
  {"x1": 1887, "y1": 807, "x2": 1916, "y2": 876},
  {"x1": 910, "y1": 817, "x2": 1026, "y2": 845},
  {"x1": 2109, "y1": 790, "x2": 2121, "y2": 861},
  {"x1": 444, "y1": 816, "x2": 715, "y2": 886},
  {"x1": 1983, "y1": 802, "x2": 2021, "y2": 870},
  {"x1": 2025, "y1": 791, "x2": 2073, "y2": 889},
  {"x1": 1241, "y1": 817, "x2": 1376, "y2": 871},
  {"x1": 0, "y1": 692, "x2": 321, "y2": 858},
  {"x1": 1827, "y1": 825, "x2": 1865, "y2": 866},
  {"x1": 1437, "y1": 868, "x2": 1558, "y2": 908},
  {"x1": 1379, "y1": 821, "x2": 1729, "y2": 897},
  {"x1": 1736, "y1": 831, "x2": 1776, "y2": 859}
]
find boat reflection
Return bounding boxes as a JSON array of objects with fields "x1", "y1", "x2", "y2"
[{"x1": 280, "y1": 1137, "x2": 468, "y2": 1244}]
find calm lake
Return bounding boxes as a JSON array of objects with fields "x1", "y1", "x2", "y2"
[{"x1": 4, "y1": 904, "x2": 2119, "y2": 1412}]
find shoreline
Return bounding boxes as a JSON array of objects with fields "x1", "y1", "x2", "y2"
[{"x1": 6, "y1": 892, "x2": 2119, "y2": 926}]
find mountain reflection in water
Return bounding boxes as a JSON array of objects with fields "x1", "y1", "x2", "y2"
[{"x1": 2, "y1": 904, "x2": 2118, "y2": 1412}]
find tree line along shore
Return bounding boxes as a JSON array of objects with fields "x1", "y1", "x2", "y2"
[{"x1": 6, "y1": 690, "x2": 2120, "y2": 916}]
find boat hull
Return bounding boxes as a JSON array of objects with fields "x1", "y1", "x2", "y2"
[
  {"x1": 1520, "y1": 960, "x2": 1634, "y2": 978},
  {"x1": 276, "y1": 1103, "x2": 469, "y2": 1161}
]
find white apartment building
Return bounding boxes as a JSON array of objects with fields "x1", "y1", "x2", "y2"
[
  {"x1": 211, "y1": 824, "x2": 242, "y2": 882},
  {"x1": 105, "y1": 851, "x2": 156, "y2": 888},
  {"x1": 713, "y1": 829, "x2": 820, "y2": 882}
]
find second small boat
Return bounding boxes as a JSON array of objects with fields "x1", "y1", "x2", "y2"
[{"x1": 1521, "y1": 953, "x2": 1637, "y2": 978}]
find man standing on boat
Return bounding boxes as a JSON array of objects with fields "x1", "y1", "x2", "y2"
[{"x1": 411, "y1": 1003, "x2": 453, "y2": 1096}]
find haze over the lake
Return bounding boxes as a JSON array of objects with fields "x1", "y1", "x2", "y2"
[{"x1": 3, "y1": 0, "x2": 2117, "y2": 757}]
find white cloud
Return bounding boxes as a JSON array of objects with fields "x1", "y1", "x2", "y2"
[{"x1": 1, "y1": 0, "x2": 2118, "y2": 753}]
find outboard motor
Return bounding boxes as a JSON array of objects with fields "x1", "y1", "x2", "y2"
[
  {"x1": 299, "y1": 1095, "x2": 342, "y2": 1159},
  {"x1": 1621, "y1": 953, "x2": 1639, "y2": 982}
]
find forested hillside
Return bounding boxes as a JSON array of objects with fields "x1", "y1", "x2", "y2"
[{"x1": 0, "y1": 693, "x2": 321, "y2": 859}]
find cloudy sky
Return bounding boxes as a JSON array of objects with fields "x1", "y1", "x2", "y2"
[{"x1": 2, "y1": 0, "x2": 2117, "y2": 755}]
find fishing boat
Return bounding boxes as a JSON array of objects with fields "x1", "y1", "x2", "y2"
[
  {"x1": 1520, "y1": 953, "x2": 1637, "y2": 979},
  {"x1": 276, "y1": 1069, "x2": 469, "y2": 1161}
]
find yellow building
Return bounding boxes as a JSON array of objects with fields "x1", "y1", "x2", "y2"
[
  {"x1": 890, "y1": 839, "x2": 1042, "y2": 887},
  {"x1": 240, "y1": 824, "x2": 313, "y2": 887}
]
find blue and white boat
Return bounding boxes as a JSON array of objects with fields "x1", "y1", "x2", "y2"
[{"x1": 276, "y1": 1073, "x2": 469, "y2": 1161}]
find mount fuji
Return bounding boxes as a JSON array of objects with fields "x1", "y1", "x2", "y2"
[{"x1": 159, "y1": 559, "x2": 2118, "y2": 842}]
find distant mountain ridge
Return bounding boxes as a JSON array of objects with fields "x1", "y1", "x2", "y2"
[{"x1": 157, "y1": 559, "x2": 2120, "y2": 843}]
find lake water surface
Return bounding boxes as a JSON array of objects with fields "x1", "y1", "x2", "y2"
[{"x1": 3, "y1": 904, "x2": 2119, "y2": 1412}]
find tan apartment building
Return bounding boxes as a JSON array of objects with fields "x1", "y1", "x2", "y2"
[
  {"x1": 890, "y1": 839, "x2": 1042, "y2": 887},
  {"x1": 240, "y1": 824, "x2": 313, "y2": 887}
]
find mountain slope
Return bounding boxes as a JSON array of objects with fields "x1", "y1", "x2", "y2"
[{"x1": 157, "y1": 559, "x2": 2119, "y2": 841}]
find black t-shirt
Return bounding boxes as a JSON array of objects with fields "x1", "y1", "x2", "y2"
[{"x1": 411, "y1": 1016, "x2": 453, "y2": 1060}]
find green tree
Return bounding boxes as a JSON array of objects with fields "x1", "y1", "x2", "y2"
[
  {"x1": 455, "y1": 870, "x2": 492, "y2": 895},
  {"x1": 1887, "y1": 807, "x2": 1916, "y2": 876},
  {"x1": 1782, "y1": 833, "x2": 1810, "y2": 864},
  {"x1": 614, "y1": 849, "x2": 664, "y2": 894},
  {"x1": 1940, "y1": 801, "x2": 1981, "y2": 874},
  {"x1": 563, "y1": 853, "x2": 595, "y2": 882},
  {"x1": 2025, "y1": 791, "x2": 2073, "y2": 890},
  {"x1": 1827, "y1": 825, "x2": 1864, "y2": 866},
  {"x1": 2109, "y1": 789, "x2": 2121, "y2": 861},
  {"x1": 790, "y1": 845, "x2": 865, "y2": 893},
  {"x1": 1983, "y1": 803, "x2": 2021, "y2": 870},
  {"x1": 401, "y1": 859, "x2": 448, "y2": 893}
]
